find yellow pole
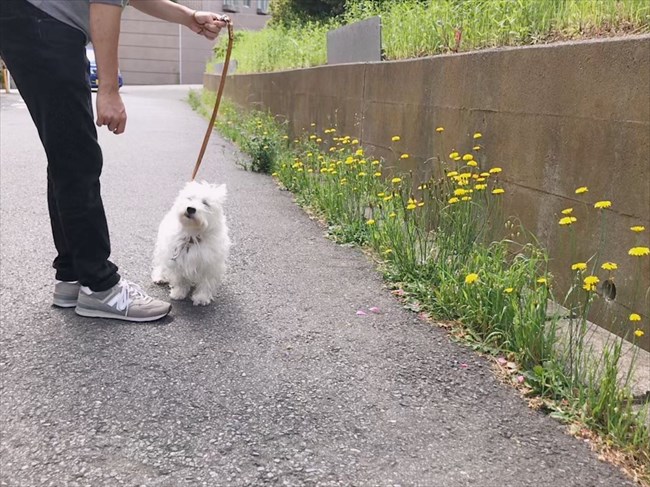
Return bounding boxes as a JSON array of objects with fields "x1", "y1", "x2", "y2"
[{"x1": 1, "y1": 63, "x2": 9, "y2": 93}]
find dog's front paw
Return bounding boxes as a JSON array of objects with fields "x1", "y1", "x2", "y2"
[
  {"x1": 169, "y1": 285, "x2": 190, "y2": 300},
  {"x1": 151, "y1": 266, "x2": 168, "y2": 285},
  {"x1": 191, "y1": 292, "x2": 212, "y2": 306}
]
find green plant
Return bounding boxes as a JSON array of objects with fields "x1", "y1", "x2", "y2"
[
  {"x1": 189, "y1": 94, "x2": 650, "y2": 478},
  {"x1": 217, "y1": 0, "x2": 650, "y2": 73}
]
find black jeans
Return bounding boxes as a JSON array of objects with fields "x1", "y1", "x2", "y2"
[{"x1": 0, "y1": 0, "x2": 119, "y2": 291}]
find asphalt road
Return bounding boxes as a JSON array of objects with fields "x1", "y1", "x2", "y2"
[{"x1": 0, "y1": 85, "x2": 635, "y2": 486}]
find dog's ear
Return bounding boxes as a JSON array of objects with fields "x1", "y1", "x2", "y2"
[{"x1": 213, "y1": 184, "x2": 227, "y2": 204}]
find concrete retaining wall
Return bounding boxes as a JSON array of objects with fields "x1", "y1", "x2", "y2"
[{"x1": 205, "y1": 36, "x2": 650, "y2": 349}]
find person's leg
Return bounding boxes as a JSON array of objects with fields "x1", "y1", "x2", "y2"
[{"x1": 0, "y1": 0, "x2": 119, "y2": 291}]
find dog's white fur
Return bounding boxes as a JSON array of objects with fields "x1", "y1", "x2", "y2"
[{"x1": 152, "y1": 181, "x2": 231, "y2": 306}]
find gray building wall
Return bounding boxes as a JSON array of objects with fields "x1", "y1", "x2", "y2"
[{"x1": 119, "y1": 0, "x2": 269, "y2": 85}]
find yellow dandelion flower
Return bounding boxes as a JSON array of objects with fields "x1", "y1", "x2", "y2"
[
  {"x1": 559, "y1": 216, "x2": 577, "y2": 226},
  {"x1": 366, "y1": 219, "x2": 375, "y2": 225},
  {"x1": 575, "y1": 186, "x2": 588, "y2": 194},
  {"x1": 635, "y1": 329, "x2": 645, "y2": 338},
  {"x1": 447, "y1": 171, "x2": 459, "y2": 177},
  {"x1": 561, "y1": 208, "x2": 573, "y2": 215},
  {"x1": 309, "y1": 135, "x2": 316, "y2": 140},
  {"x1": 492, "y1": 188, "x2": 505, "y2": 195},
  {"x1": 631, "y1": 226, "x2": 645, "y2": 232},
  {"x1": 400, "y1": 153, "x2": 410, "y2": 160},
  {"x1": 467, "y1": 161, "x2": 478, "y2": 167},
  {"x1": 473, "y1": 145, "x2": 481, "y2": 151},
  {"x1": 448, "y1": 197, "x2": 460, "y2": 204},
  {"x1": 473, "y1": 132, "x2": 482, "y2": 139},
  {"x1": 383, "y1": 248, "x2": 393, "y2": 255},
  {"x1": 582, "y1": 275, "x2": 599, "y2": 292},
  {"x1": 388, "y1": 212, "x2": 397, "y2": 218},
  {"x1": 504, "y1": 288, "x2": 514, "y2": 293},
  {"x1": 355, "y1": 149, "x2": 364, "y2": 156},
  {"x1": 271, "y1": 172, "x2": 278, "y2": 177},
  {"x1": 351, "y1": 139, "x2": 359, "y2": 145},
  {"x1": 391, "y1": 177, "x2": 402, "y2": 184},
  {"x1": 449, "y1": 151, "x2": 459, "y2": 159},
  {"x1": 418, "y1": 202, "x2": 424, "y2": 207},
  {"x1": 406, "y1": 203, "x2": 417, "y2": 210},
  {"x1": 571, "y1": 262, "x2": 587, "y2": 271},
  {"x1": 454, "y1": 188, "x2": 467, "y2": 196},
  {"x1": 465, "y1": 273, "x2": 479, "y2": 284},
  {"x1": 307, "y1": 168, "x2": 314, "y2": 173},
  {"x1": 462, "y1": 154, "x2": 474, "y2": 161},
  {"x1": 371, "y1": 160, "x2": 380, "y2": 166},
  {"x1": 282, "y1": 135, "x2": 289, "y2": 140},
  {"x1": 630, "y1": 313, "x2": 641, "y2": 322},
  {"x1": 480, "y1": 172, "x2": 490, "y2": 177},
  {"x1": 594, "y1": 200, "x2": 612, "y2": 210},
  {"x1": 537, "y1": 277, "x2": 548, "y2": 284},
  {"x1": 391, "y1": 135, "x2": 401, "y2": 142},
  {"x1": 358, "y1": 172, "x2": 367, "y2": 177},
  {"x1": 476, "y1": 177, "x2": 486, "y2": 182},
  {"x1": 629, "y1": 247, "x2": 650, "y2": 256},
  {"x1": 383, "y1": 194, "x2": 393, "y2": 201},
  {"x1": 374, "y1": 172, "x2": 382, "y2": 177},
  {"x1": 377, "y1": 192, "x2": 385, "y2": 197},
  {"x1": 461, "y1": 196, "x2": 472, "y2": 202},
  {"x1": 489, "y1": 167, "x2": 502, "y2": 174},
  {"x1": 316, "y1": 138, "x2": 322, "y2": 143},
  {"x1": 475, "y1": 184, "x2": 487, "y2": 190},
  {"x1": 340, "y1": 178, "x2": 347, "y2": 185},
  {"x1": 601, "y1": 262, "x2": 617, "y2": 271},
  {"x1": 436, "y1": 127, "x2": 444, "y2": 133}
]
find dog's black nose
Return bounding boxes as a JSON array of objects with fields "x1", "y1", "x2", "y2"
[{"x1": 186, "y1": 207, "x2": 196, "y2": 215}]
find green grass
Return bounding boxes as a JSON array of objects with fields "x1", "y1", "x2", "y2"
[
  {"x1": 189, "y1": 92, "x2": 650, "y2": 480},
  {"x1": 213, "y1": 0, "x2": 650, "y2": 73}
]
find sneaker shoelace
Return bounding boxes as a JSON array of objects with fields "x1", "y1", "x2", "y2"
[{"x1": 107, "y1": 280, "x2": 154, "y2": 311}]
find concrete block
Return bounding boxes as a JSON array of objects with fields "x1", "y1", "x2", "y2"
[{"x1": 327, "y1": 16, "x2": 382, "y2": 65}]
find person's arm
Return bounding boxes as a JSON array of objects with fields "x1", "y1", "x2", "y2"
[
  {"x1": 129, "y1": 0, "x2": 228, "y2": 40},
  {"x1": 89, "y1": 2, "x2": 126, "y2": 135}
]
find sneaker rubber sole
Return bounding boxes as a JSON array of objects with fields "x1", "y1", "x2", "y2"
[
  {"x1": 74, "y1": 306, "x2": 171, "y2": 322},
  {"x1": 52, "y1": 297, "x2": 78, "y2": 308}
]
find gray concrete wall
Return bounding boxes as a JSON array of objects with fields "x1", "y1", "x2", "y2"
[
  {"x1": 205, "y1": 35, "x2": 650, "y2": 350},
  {"x1": 118, "y1": 0, "x2": 268, "y2": 85},
  {"x1": 119, "y1": 7, "x2": 180, "y2": 85}
]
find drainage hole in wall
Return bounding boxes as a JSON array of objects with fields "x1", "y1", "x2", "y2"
[{"x1": 601, "y1": 279, "x2": 616, "y2": 301}]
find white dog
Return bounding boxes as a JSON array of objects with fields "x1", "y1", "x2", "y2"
[{"x1": 152, "y1": 181, "x2": 231, "y2": 306}]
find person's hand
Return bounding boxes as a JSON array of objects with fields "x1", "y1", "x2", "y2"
[
  {"x1": 96, "y1": 90, "x2": 127, "y2": 135},
  {"x1": 189, "y1": 11, "x2": 229, "y2": 40}
]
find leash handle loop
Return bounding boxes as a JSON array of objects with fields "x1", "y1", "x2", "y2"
[{"x1": 191, "y1": 21, "x2": 235, "y2": 181}]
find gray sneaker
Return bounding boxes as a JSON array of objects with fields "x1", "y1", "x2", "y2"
[
  {"x1": 75, "y1": 279, "x2": 171, "y2": 322},
  {"x1": 53, "y1": 280, "x2": 81, "y2": 308}
]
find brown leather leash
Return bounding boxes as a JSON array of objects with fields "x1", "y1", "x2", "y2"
[{"x1": 191, "y1": 20, "x2": 235, "y2": 181}]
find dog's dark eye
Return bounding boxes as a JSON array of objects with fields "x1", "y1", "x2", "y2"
[{"x1": 202, "y1": 199, "x2": 211, "y2": 208}]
